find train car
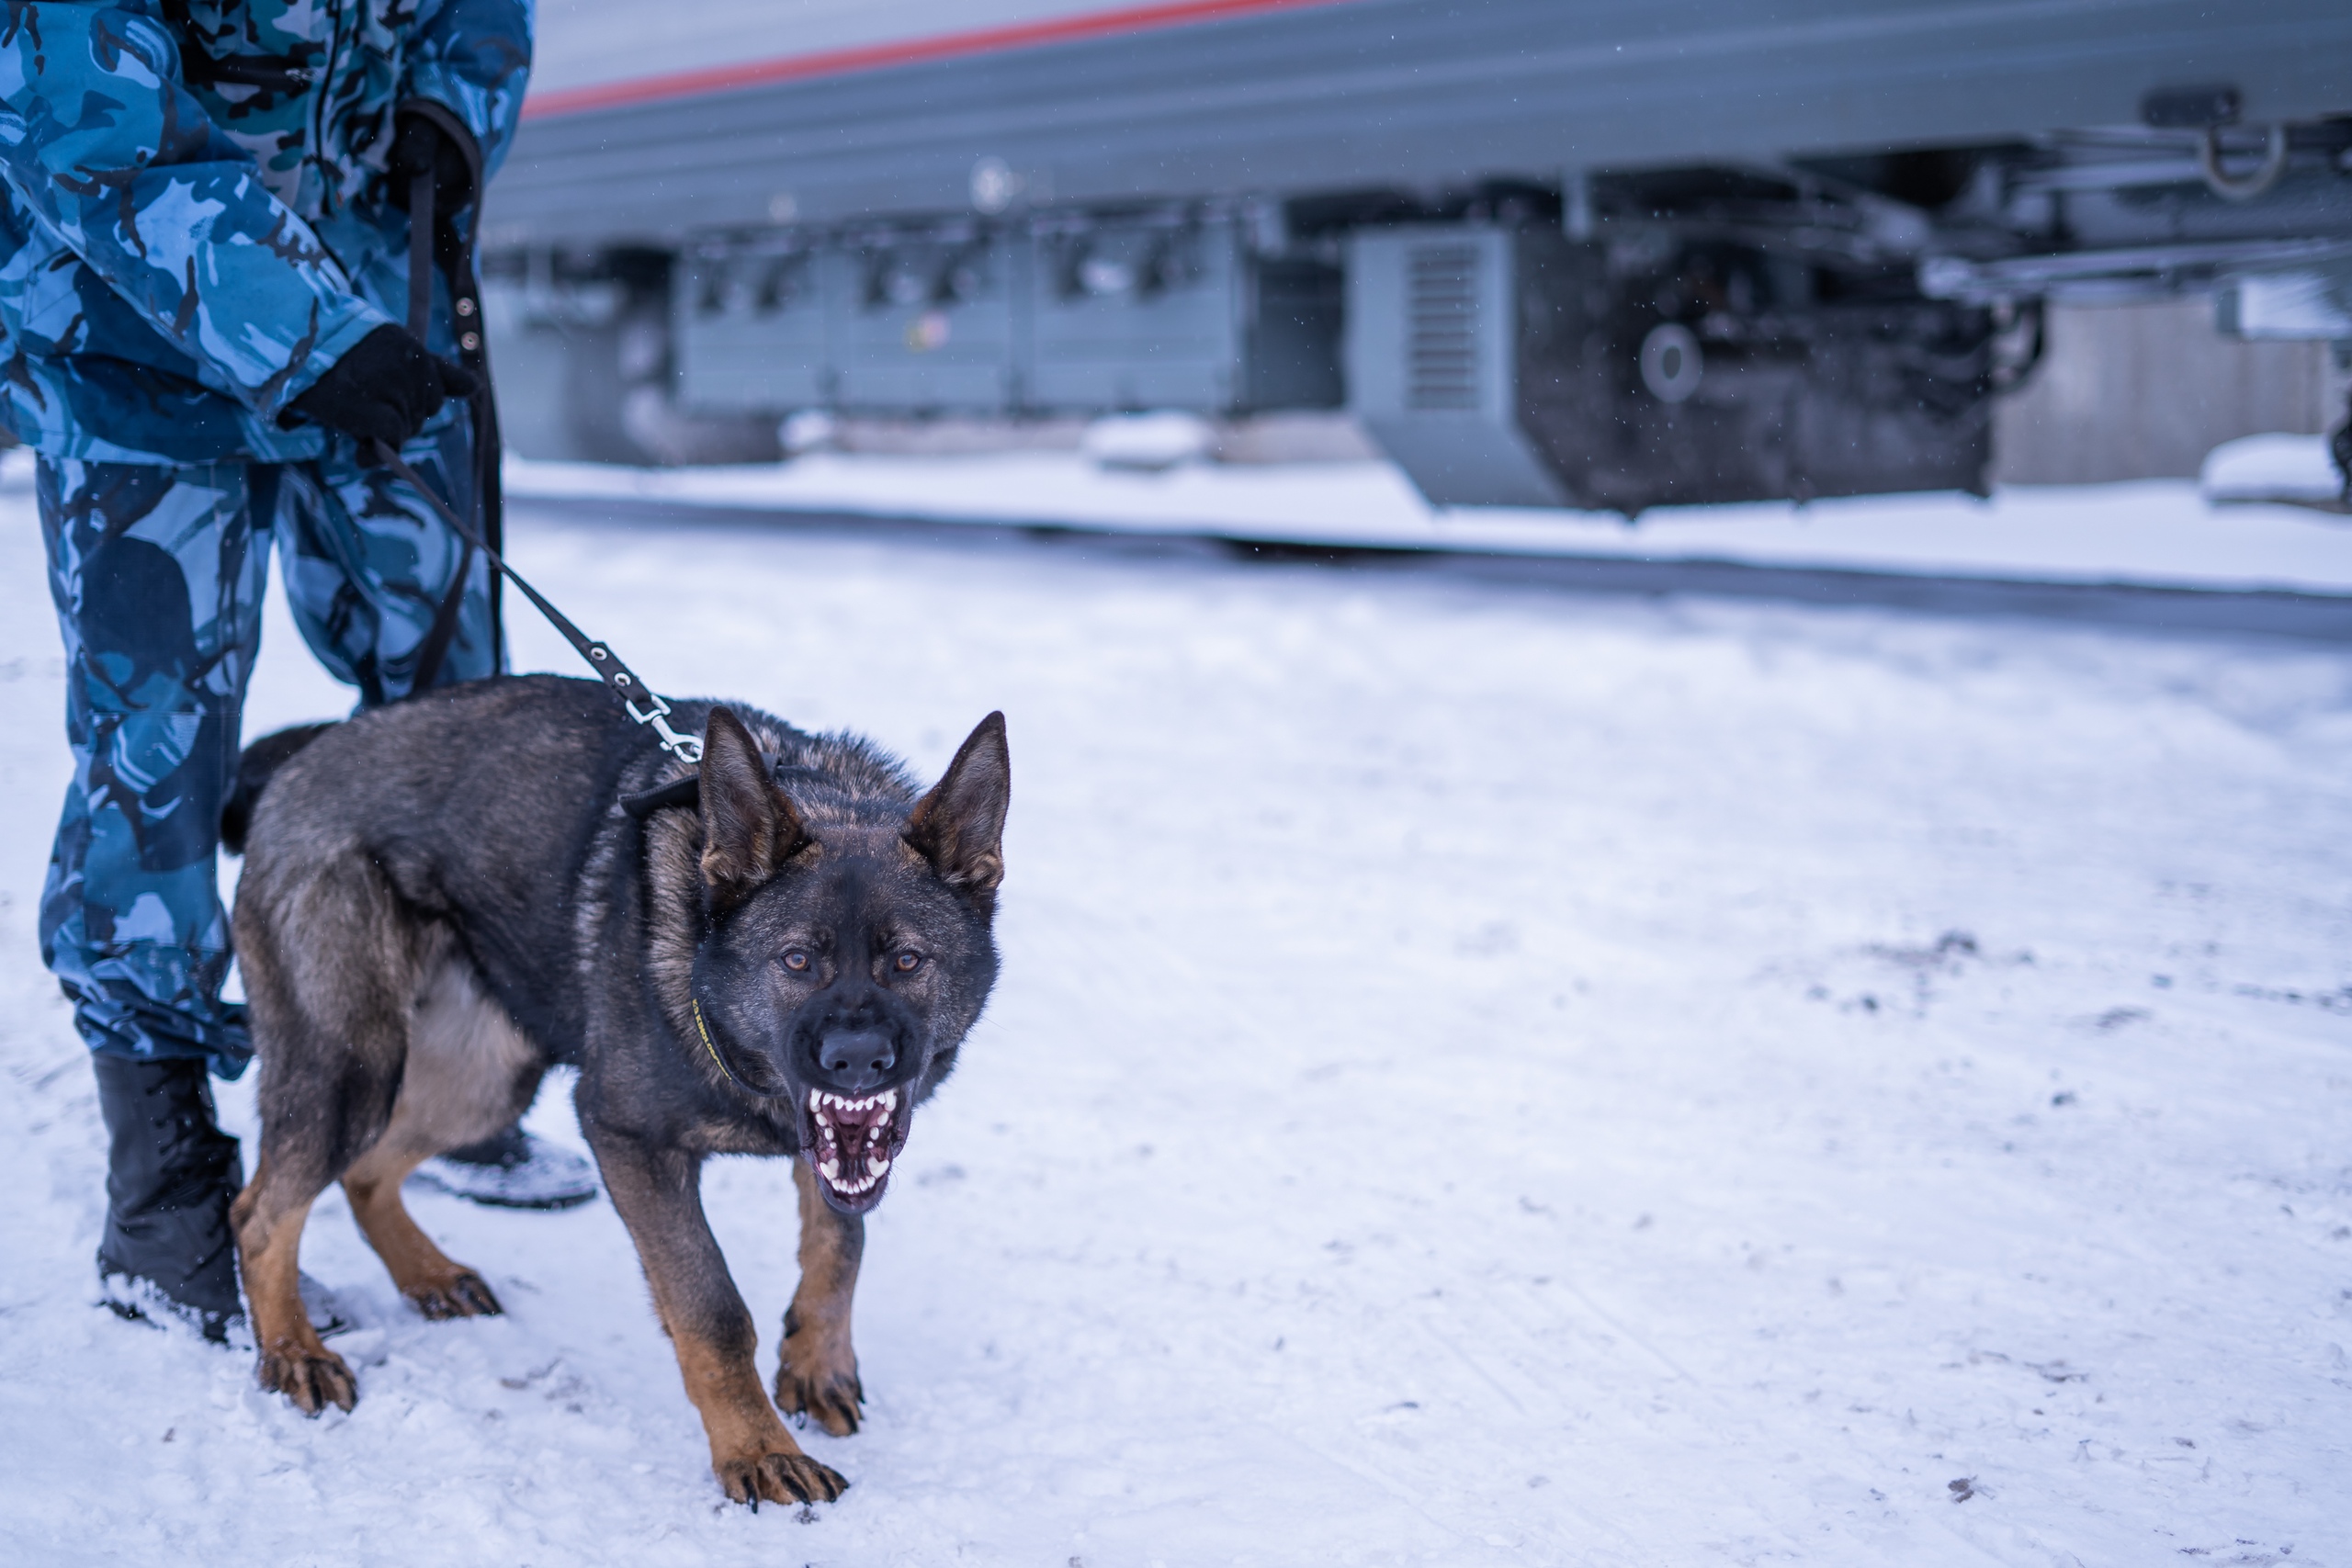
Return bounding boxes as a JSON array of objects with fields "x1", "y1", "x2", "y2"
[{"x1": 484, "y1": 0, "x2": 2352, "y2": 511}]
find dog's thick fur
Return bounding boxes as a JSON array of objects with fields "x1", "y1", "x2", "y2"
[{"x1": 227, "y1": 675, "x2": 1008, "y2": 1506}]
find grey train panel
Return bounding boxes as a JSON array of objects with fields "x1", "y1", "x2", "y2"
[
  {"x1": 488, "y1": 0, "x2": 2352, "y2": 244},
  {"x1": 675, "y1": 215, "x2": 1345, "y2": 417},
  {"x1": 676, "y1": 247, "x2": 832, "y2": 410},
  {"x1": 1347, "y1": 229, "x2": 1567, "y2": 507},
  {"x1": 1028, "y1": 221, "x2": 1246, "y2": 412},
  {"x1": 832, "y1": 233, "x2": 1023, "y2": 411}
]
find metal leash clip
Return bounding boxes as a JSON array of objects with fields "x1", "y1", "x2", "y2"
[
  {"x1": 583, "y1": 642, "x2": 704, "y2": 761},
  {"x1": 625, "y1": 690, "x2": 706, "y2": 763}
]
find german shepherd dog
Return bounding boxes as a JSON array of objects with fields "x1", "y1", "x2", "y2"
[{"x1": 224, "y1": 675, "x2": 1009, "y2": 1507}]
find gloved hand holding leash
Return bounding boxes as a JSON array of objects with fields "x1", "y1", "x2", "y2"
[
  {"x1": 295, "y1": 104, "x2": 516, "y2": 716},
  {"x1": 288, "y1": 321, "x2": 477, "y2": 451}
]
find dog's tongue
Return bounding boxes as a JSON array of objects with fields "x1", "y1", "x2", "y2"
[{"x1": 808, "y1": 1088, "x2": 899, "y2": 1201}]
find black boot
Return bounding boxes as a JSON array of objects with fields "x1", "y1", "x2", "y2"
[
  {"x1": 92, "y1": 1054, "x2": 244, "y2": 1342},
  {"x1": 416, "y1": 1122, "x2": 599, "y2": 1210}
]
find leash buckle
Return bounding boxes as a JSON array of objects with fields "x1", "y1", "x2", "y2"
[{"x1": 625, "y1": 692, "x2": 706, "y2": 763}]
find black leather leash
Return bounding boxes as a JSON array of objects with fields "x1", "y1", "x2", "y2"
[
  {"x1": 366, "y1": 113, "x2": 707, "y2": 783},
  {"x1": 368, "y1": 437, "x2": 706, "y2": 767},
  {"x1": 398, "y1": 99, "x2": 505, "y2": 696}
]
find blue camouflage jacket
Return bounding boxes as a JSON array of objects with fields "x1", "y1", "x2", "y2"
[{"x1": 0, "y1": 0, "x2": 530, "y2": 464}]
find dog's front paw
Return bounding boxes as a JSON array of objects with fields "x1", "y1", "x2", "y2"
[
  {"x1": 256, "y1": 1338, "x2": 357, "y2": 1416},
  {"x1": 775, "y1": 1338, "x2": 864, "y2": 1436},
  {"x1": 714, "y1": 1447, "x2": 849, "y2": 1509},
  {"x1": 402, "y1": 1267, "x2": 503, "y2": 1320}
]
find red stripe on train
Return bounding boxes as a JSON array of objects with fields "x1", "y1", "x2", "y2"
[{"x1": 521, "y1": 0, "x2": 1354, "y2": 119}]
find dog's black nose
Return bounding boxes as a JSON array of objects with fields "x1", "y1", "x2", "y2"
[{"x1": 817, "y1": 1030, "x2": 896, "y2": 1092}]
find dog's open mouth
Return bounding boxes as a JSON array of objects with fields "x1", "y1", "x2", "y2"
[{"x1": 806, "y1": 1089, "x2": 907, "y2": 1210}]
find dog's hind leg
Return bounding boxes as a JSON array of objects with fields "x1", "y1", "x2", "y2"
[
  {"x1": 587, "y1": 1127, "x2": 848, "y2": 1508},
  {"x1": 775, "y1": 1156, "x2": 866, "y2": 1436},
  {"x1": 232, "y1": 1157, "x2": 351, "y2": 1413},
  {"x1": 340, "y1": 952, "x2": 541, "y2": 1319},
  {"x1": 232, "y1": 855, "x2": 413, "y2": 1415}
]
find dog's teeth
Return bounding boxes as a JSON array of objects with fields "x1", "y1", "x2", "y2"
[
  {"x1": 880, "y1": 1089, "x2": 898, "y2": 1111},
  {"x1": 819, "y1": 1157, "x2": 839, "y2": 1179},
  {"x1": 870, "y1": 1156, "x2": 889, "y2": 1176}
]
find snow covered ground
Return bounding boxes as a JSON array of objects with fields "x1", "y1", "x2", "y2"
[
  {"x1": 3, "y1": 467, "x2": 2351, "y2": 1565},
  {"x1": 504, "y1": 434, "x2": 2352, "y2": 595}
]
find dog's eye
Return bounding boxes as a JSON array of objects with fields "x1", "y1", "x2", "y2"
[
  {"x1": 780, "y1": 949, "x2": 811, "y2": 973},
  {"x1": 893, "y1": 950, "x2": 922, "y2": 974}
]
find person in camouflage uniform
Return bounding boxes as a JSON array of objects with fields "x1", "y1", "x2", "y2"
[{"x1": 2, "y1": 0, "x2": 589, "y2": 1339}]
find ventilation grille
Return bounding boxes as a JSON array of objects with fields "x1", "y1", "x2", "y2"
[{"x1": 1405, "y1": 243, "x2": 1481, "y2": 412}]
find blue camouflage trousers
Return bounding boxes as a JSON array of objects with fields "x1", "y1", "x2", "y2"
[{"x1": 36, "y1": 421, "x2": 499, "y2": 1076}]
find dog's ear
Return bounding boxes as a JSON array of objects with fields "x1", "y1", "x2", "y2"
[
  {"x1": 698, "y1": 705, "x2": 806, "y2": 903},
  {"x1": 905, "y1": 711, "x2": 1010, "y2": 903}
]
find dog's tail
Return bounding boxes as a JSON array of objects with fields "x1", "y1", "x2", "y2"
[{"x1": 220, "y1": 723, "x2": 336, "y2": 855}]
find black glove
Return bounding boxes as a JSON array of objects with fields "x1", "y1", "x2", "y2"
[
  {"x1": 387, "y1": 110, "x2": 478, "y2": 213},
  {"x1": 285, "y1": 324, "x2": 478, "y2": 449}
]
